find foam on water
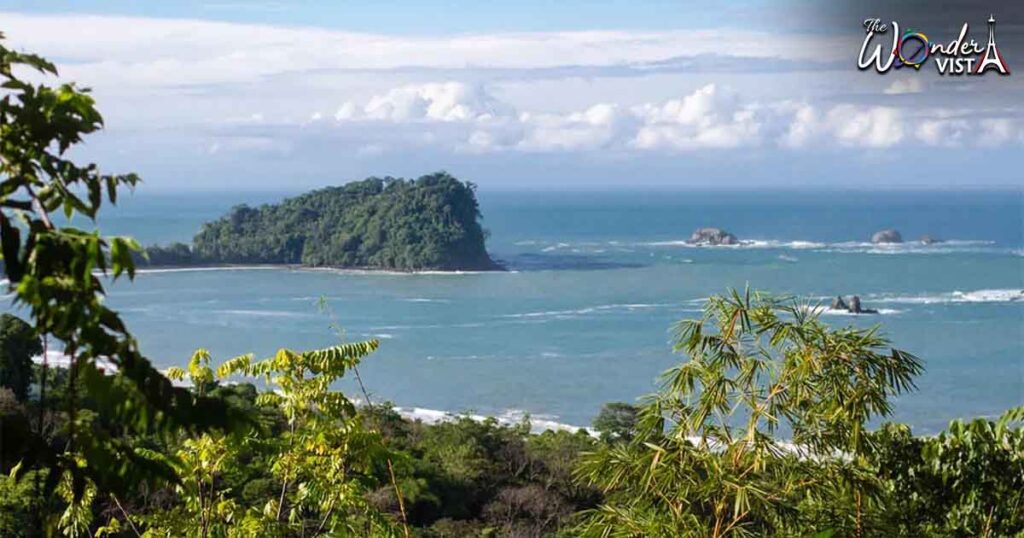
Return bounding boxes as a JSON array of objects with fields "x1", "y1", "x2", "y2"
[
  {"x1": 297, "y1": 267, "x2": 512, "y2": 276},
  {"x1": 811, "y1": 307, "x2": 904, "y2": 316},
  {"x1": 32, "y1": 350, "x2": 117, "y2": 373},
  {"x1": 867, "y1": 288, "x2": 1024, "y2": 305},
  {"x1": 393, "y1": 405, "x2": 595, "y2": 435},
  {"x1": 215, "y1": 309, "x2": 310, "y2": 318},
  {"x1": 498, "y1": 303, "x2": 674, "y2": 320},
  {"x1": 136, "y1": 265, "x2": 283, "y2": 274},
  {"x1": 525, "y1": 238, "x2": 1012, "y2": 256}
]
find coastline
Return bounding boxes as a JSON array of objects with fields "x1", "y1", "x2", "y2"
[{"x1": 135, "y1": 262, "x2": 508, "y2": 275}]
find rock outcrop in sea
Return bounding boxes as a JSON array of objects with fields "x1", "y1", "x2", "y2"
[
  {"x1": 871, "y1": 229, "x2": 903, "y2": 244},
  {"x1": 687, "y1": 227, "x2": 739, "y2": 246},
  {"x1": 919, "y1": 235, "x2": 943, "y2": 245},
  {"x1": 829, "y1": 295, "x2": 878, "y2": 315}
]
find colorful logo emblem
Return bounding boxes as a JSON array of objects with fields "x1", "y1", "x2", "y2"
[{"x1": 859, "y1": 15, "x2": 1010, "y2": 76}]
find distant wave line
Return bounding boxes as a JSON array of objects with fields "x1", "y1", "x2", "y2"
[
  {"x1": 864, "y1": 288, "x2": 1023, "y2": 305},
  {"x1": 391, "y1": 405, "x2": 594, "y2": 435},
  {"x1": 524, "y1": 238, "x2": 1007, "y2": 255}
]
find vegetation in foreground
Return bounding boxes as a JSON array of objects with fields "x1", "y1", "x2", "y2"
[
  {"x1": 2, "y1": 304, "x2": 1022, "y2": 537},
  {"x1": 143, "y1": 173, "x2": 501, "y2": 272},
  {"x1": 0, "y1": 32, "x2": 1022, "y2": 538}
]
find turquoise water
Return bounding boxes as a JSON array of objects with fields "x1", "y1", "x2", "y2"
[{"x1": 46, "y1": 190, "x2": 1024, "y2": 432}]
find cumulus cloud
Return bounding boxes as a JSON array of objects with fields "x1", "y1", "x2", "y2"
[
  {"x1": 917, "y1": 117, "x2": 971, "y2": 146},
  {"x1": 516, "y1": 104, "x2": 637, "y2": 152},
  {"x1": 327, "y1": 82, "x2": 1019, "y2": 154},
  {"x1": 825, "y1": 105, "x2": 905, "y2": 148},
  {"x1": 336, "y1": 82, "x2": 512, "y2": 123},
  {"x1": 1, "y1": 9, "x2": 1018, "y2": 179},
  {"x1": 632, "y1": 84, "x2": 764, "y2": 150}
]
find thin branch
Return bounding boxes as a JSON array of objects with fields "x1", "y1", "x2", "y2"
[
  {"x1": 386, "y1": 457, "x2": 411, "y2": 538},
  {"x1": 313, "y1": 498, "x2": 336, "y2": 536},
  {"x1": 354, "y1": 364, "x2": 410, "y2": 538},
  {"x1": 320, "y1": 298, "x2": 411, "y2": 536},
  {"x1": 276, "y1": 414, "x2": 297, "y2": 522},
  {"x1": 111, "y1": 494, "x2": 143, "y2": 538},
  {"x1": 34, "y1": 335, "x2": 49, "y2": 529}
]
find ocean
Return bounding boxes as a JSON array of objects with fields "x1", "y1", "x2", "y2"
[{"x1": 24, "y1": 189, "x2": 1024, "y2": 433}]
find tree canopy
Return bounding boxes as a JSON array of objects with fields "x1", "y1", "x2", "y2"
[
  {"x1": 0, "y1": 314, "x2": 41, "y2": 401},
  {"x1": 575, "y1": 289, "x2": 924, "y2": 537},
  {"x1": 146, "y1": 173, "x2": 501, "y2": 271},
  {"x1": 0, "y1": 30, "x2": 243, "y2": 512}
]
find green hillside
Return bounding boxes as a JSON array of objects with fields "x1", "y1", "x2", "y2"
[{"x1": 146, "y1": 172, "x2": 501, "y2": 271}]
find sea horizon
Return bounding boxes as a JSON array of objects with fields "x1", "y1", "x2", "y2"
[{"x1": 28, "y1": 186, "x2": 1017, "y2": 435}]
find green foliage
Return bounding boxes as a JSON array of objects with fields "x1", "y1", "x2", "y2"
[
  {"x1": 142, "y1": 341, "x2": 401, "y2": 537},
  {"x1": 0, "y1": 314, "x2": 41, "y2": 401},
  {"x1": 592, "y1": 402, "x2": 640, "y2": 443},
  {"x1": 574, "y1": 288, "x2": 923, "y2": 537},
  {"x1": 0, "y1": 32, "x2": 244, "y2": 518},
  {"x1": 163, "y1": 173, "x2": 499, "y2": 271},
  {"x1": 865, "y1": 409, "x2": 1024, "y2": 536},
  {"x1": 0, "y1": 388, "x2": 32, "y2": 471},
  {"x1": 140, "y1": 241, "x2": 194, "y2": 266},
  {"x1": 370, "y1": 412, "x2": 598, "y2": 537},
  {"x1": 0, "y1": 469, "x2": 49, "y2": 537}
]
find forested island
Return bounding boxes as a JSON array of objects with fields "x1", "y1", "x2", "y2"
[{"x1": 142, "y1": 172, "x2": 501, "y2": 271}]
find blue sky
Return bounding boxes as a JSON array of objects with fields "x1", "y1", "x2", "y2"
[
  {"x1": 0, "y1": 1, "x2": 1021, "y2": 191},
  {"x1": 4, "y1": 0, "x2": 806, "y2": 33}
]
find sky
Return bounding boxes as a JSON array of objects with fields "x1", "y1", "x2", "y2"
[{"x1": 0, "y1": 1, "x2": 1022, "y2": 191}]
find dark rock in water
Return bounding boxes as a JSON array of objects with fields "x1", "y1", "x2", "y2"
[
  {"x1": 830, "y1": 296, "x2": 848, "y2": 310},
  {"x1": 919, "y1": 235, "x2": 943, "y2": 245},
  {"x1": 847, "y1": 295, "x2": 878, "y2": 314},
  {"x1": 687, "y1": 227, "x2": 739, "y2": 246},
  {"x1": 871, "y1": 229, "x2": 903, "y2": 244}
]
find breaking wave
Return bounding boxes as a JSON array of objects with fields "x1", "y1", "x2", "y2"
[
  {"x1": 214, "y1": 309, "x2": 311, "y2": 318},
  {"x1": 865, "y1": 289, "x2": 1024, "y2": 305},
  {"x1": 804, "y1": 306, "x2": 904, "y2": 316},
  {"x1": 136, "y1": 265, "x2": 282, "y2": 274},
  {"x1": 393, "y1": 405, "x2": 594, "y2": 435},
  {"x1": 498, "y1": 303, "x2": 676, "y2": 320},
  {"x1": 523, "y1": 238, "x2": 1011, "y2": 255}
]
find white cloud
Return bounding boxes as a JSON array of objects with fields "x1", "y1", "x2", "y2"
[
  {"x1": 0, "y1": 12, "x2": 846, "y2": 91},
  {"x1": 917, "y1": 118, "x2": 971, "y2": 146},
  {"x1": 517, "y1": 104, "x2": 636, "y2": 152},
  {"x1": 884, "y1": 78, "x2": 924, "y2": 95},
  {"x1": 0, "y1": 10, "x2": 1018, "y2": 180},
  {"x1": 334, "y1": 102, "x2": 359, "y2": 122},
  {"x1": 978, "y1": 119, "x2": 1023, "y2": 146},
  {"x1": 780, "y1": 104, "x2": 818, "y2": 148},
  {"x1": 338, "y1": 82, "x2": 512, "y2": 123},
  {"x1": 327, "y1": 82, "x2": 1018, "y2": 154},
  {"x1": 825, "y1": 105, "x2": 904, "y2": 148},
  {"x1": 632, "y1": 84, "x2": 764, "y2": 150}
]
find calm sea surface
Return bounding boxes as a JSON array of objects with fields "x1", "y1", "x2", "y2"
[{"x1": 23, "y1": 189, "x2": 1024, "y2": 433}]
